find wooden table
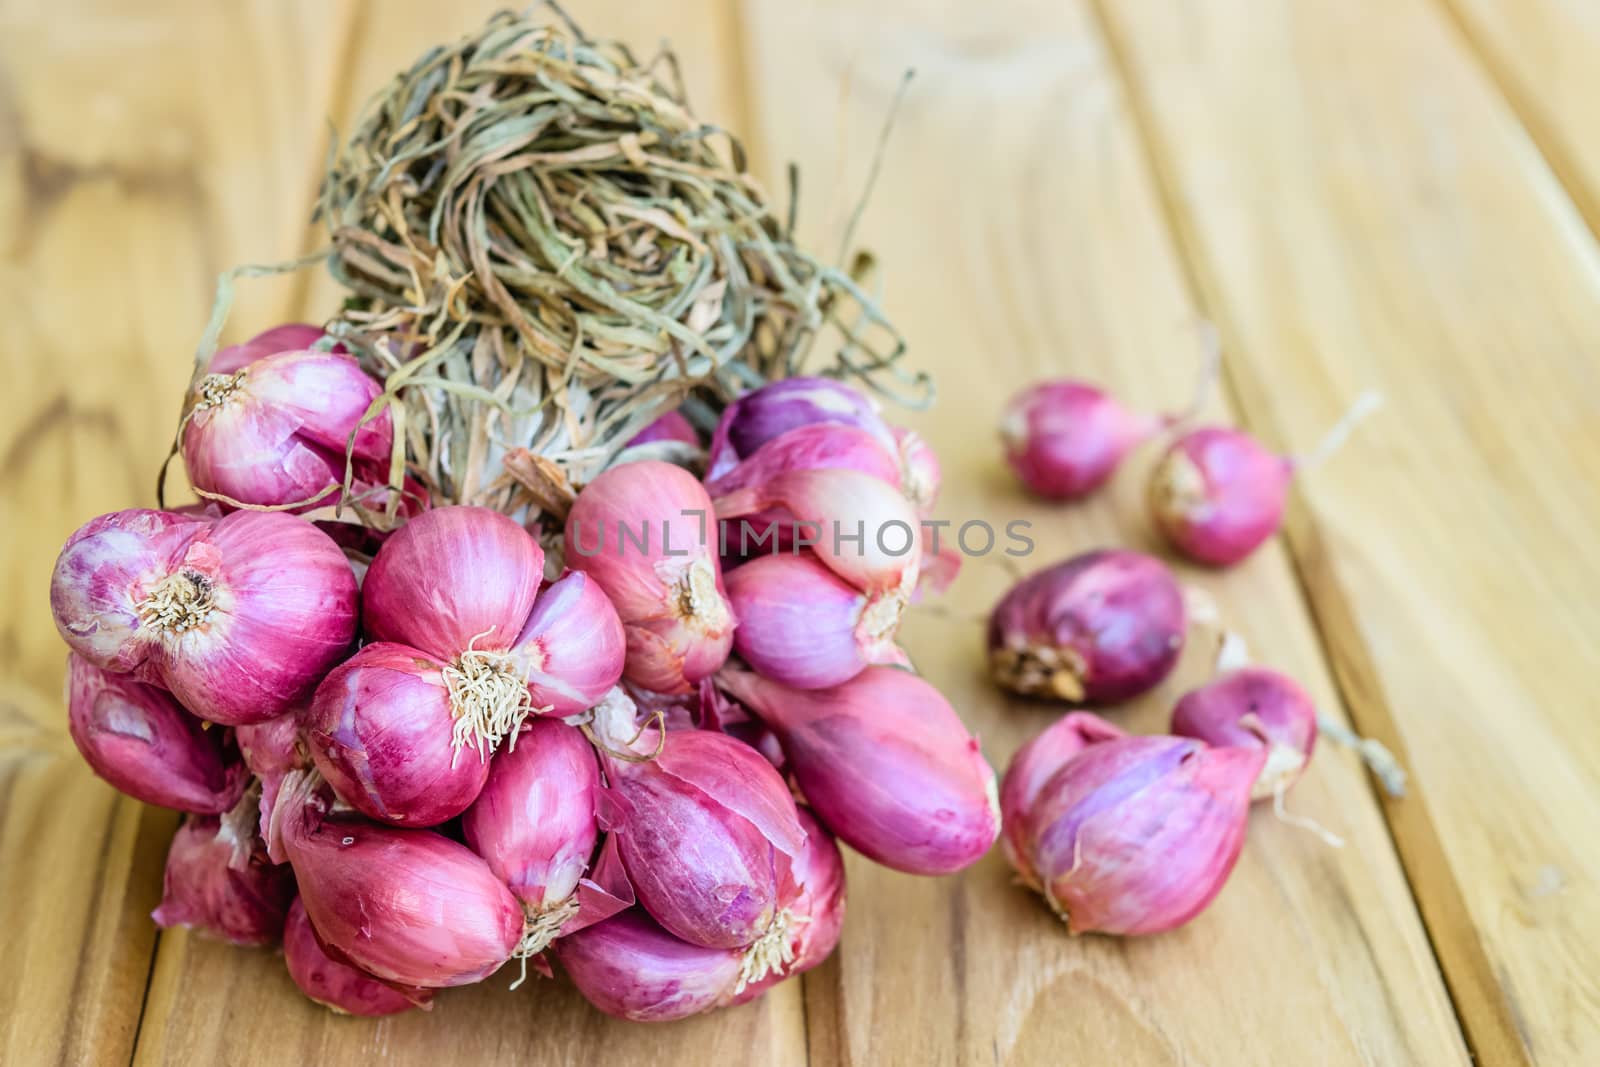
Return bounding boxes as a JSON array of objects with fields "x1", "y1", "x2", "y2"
[{"x1": 3, "y1": 1, "x2": 1596, "y2": 1063}]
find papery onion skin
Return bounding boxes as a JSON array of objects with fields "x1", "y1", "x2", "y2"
[
  {"x1": 461, "y1": 718, "x2": 599, "y2": 917},
  {"x1": 704, "y1": 423, "x2": 902, "y2": 502},
  {"x1": 67, "y1": 653, "x2": 248, "y2": 814},
  {"x1": 280, "y1": 777, "x2": 522, "y2": 988},
  {"x1": 509, "y1": 571, "x2": 626, "y2": 716},
  {"x1": 707, "y1": 376, "x2": 897, "y2": 482},
  {"x1": 601, "y1": 727, "x2": 804, "y2": 950},
  {"x1": 1019, "y1": 735, "x2": 1264, "y2": 935},
  {"x1": 720, "y1": 667, "x2": 1000, "y2": 876},
  {"x1": 555, "y1": 909, "x2": 741, "y2": 1022},
  {"x1": 721, "y1": 806, "x2": 847, "y2": 1006},
  {"x1": 283, "y1": 897, "x2": 431, "y2": 1016},
  {"x1": 1000, "y1": 382, "x2": 1155, "y2": 500},
  {"x1": 893, "y1": 426, "x2": 942, "y2": 514},
  {"x1": 1149, "y1": 428, "x2": 1291, "y2": 566},
  {"x1": 1171, "y1": 668, "x2": 1317, "y2": 801},
  {"x1": 208, "y1": 323, "x2": 340, "y2": 376},
  {"x1": 306, "y1": 643, "x2": 491, "y2": 827},
  {"x1": 50, "y1": 509, "x2": 210, "y2": 672},
  {"x1": 565, "y1": 461, "x2": 734, "y2": 694},
  {"x1": 725, "y1": 552, "x2": 904, "y2": 690},
  {"x1": 181, "y1": 347, "x2": 392, "y2": 511},
  {"x1": 987, "y1": 549, "x2": 1185, "y2": 705},
  {"x1": 51, "y1": 510, "x2": 359, "y2": 726},
  {"x1": 999, "y1": 712, "x2": 1127, "y2": 884},
  {"x1": 363, "y1": 506, "x2": 544, "y2": 659},
  {"x1": 237, "y1": 709, "x2": 307, "y2": 855},
  {"x1": 152, "y1": 813, "x2": 294, "y2": 946},
  {"x1": 628, "y1": 409, "x2": 701, "y2": 447}
]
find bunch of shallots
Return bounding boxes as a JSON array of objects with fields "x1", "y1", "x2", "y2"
[{"x1": 50, "y1": 341, "x2": 992, "y2": 1022}]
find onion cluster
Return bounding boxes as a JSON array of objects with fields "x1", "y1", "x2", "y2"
[{"x1": 47, "y1": 352, "x2": 989, "y2": 1022}]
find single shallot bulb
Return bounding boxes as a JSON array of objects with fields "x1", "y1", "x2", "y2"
[
  {"x1": 461, "y1": 718, "x2": 600, "y2": 958},
  {"x1": 275, "y1": 771, "x2": 522, "y2": 988},
  {"x1": 565, "y1": 461, "x2": 735, "y2": 694},
  {"x1": 153, "y1": 797, "x2": 294, "y2": 946},
  {"x1": 722, "y1": 807, "x2": 847, "y2": 1006},
  {"x1": 305, "y1": 643, "x2": 492, "y2": 826},
  {"x1": 361, "y1": 507, "x2": 549, "y2": 758},
  {"x1": 507, "y1": 571, "x2": 626, "y2": 717},
  {"x1": 627, "y1": 409, "x2": 701, "y2": 447},
  {"x1": 724, "y1": 552, "x2": 907, "y2": 690},
  {"x1": 180, "y1": 331, "x2": 393, "y2": 511},
  {"x1": 556, "y1": 909, "x2": 742, "y2": 1022},
  {"x1": 50, "y1": 509, "x2": 359, "y2": 725},
  {"x1": 999, "y1": 712, "x2": 1126, "y2": 883},
  {"x1": 1171, "y1": 668, "x2": 1317, "y2": 802},
  {"x1": 987, "y1": 549, "x2": 1185, "y2": 705},
  {"x1": 1013, "y1": 735, "x2": 1263, "y2": 935},
  {"x1": 1001, "y1": 330, "x2": 1218, "y2": 500},
  {"x1": 719, "y1": 666, "x2": 1000, "y2": 876},
  {"x1": 283, "y1": 898, "x2": 431, "y2": 1016},
  {"x1": 66, "y1": 653, "x2": 248, "y2": 813},
  {"x1": 599, "y1": 727, "x2": 806, "y2": 990},
  {"x1": 1149, "y1": 392, "x2": 1382, "y2": 566}
]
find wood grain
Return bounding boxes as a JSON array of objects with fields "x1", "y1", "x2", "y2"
[
  {"x1": 0, "y1": 2, "x2": 359, "y2": 1062},
  {"x1": 1091, "y1": 0, "x2": 1600, "y2": 1062},
  {"x1": 739, "y1": 0, "x2": 1467, "y2": 1062}
]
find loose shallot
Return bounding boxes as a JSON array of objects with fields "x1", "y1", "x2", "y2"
[
  {"x1": 1010, "y1": 735, "x2": 1262, "y2": 934},
  {"x1": 998, "y1": 712, "x2": 1126, "y2": 883},
  {"x1": 988, "y1": 549, "x2": 1185, "y2": 704},
  {"x1": 50, "y1": 509, "x2": 358, "y2": 725}
]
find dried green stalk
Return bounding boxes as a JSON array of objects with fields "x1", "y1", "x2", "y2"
[{"x1": 312, "y1": 4, "x2": 927, "y2": 522}]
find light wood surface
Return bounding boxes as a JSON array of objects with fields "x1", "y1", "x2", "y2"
[{"x1": 1, "y1": 0, "x2": 1593, "y2": 1064}]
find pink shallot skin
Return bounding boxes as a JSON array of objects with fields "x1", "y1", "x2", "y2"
[
  {"x1": 461, "y1": 718, "x2": 600, "y2": 918},
  {"x1": 706, "y1": 375, "x2": 898, "y2": 481},
  {"x1": 987, "y1": 549, "x2": 1186, "y2": 705},
  {"x1": 508, "y1": 570, "x2": 626, "y2": 716},
  {"x1": 627, "y1": 409, "x2": 701, "y2": 447},
  {"x1": 556, "y1": 909, "x2": 742, "y2": 1022},
  {"x1": 1171, "y1": 667, "x2": 1318, "y2": 801},
  {"x1": 279, "y1": 776, "x2": 523, "y2": 988},
  {"x1": 1018, "y1": 735, "x2": 1264, "y2": 936},
  {"x1": 236, "y1": 708, "x2": 307, "y2": 857},
  {"x1": 305, "y1": 642, "x2": 492, "y2": 827},
  {"x1": 283, "y1": 897, "x2": 432, "y2": 1016},
  {"x1": 1149, "y1": 427, "x2": 1293, "y2": 566},
  {"x1": 181, "y1": 345, "x2": 392, "y2": 511},
  {"x1": 66, "y1": 653, "x2": 249, "y2": 814},
  {"x1": 1000, "y1": 381, "x2": 1158, "y2": 500},
  {"x1": 724, "y1": 551, "x2": 907, "y2": 690},
  {"x1": 999, "y1": 712, "x2": 1127, "y2": 885},
  {"x1": 600, "y1": 727, "x2": 805, "y2": 951},
  {"x1": 207, "y1": 323, "x2": 338, "y2": 376},
  {"x1": 719, "y1": 666, "x2": 1001, "y2": 876},
  {"x1": 565, "y1": 461, "x2": 735, "y2": 694},
  {"x1": 51, "y1": 509, "x2": 360, "y2": 726},
  {"x1": 152, "y1": 813, "x2": 295, "y2": 947}
]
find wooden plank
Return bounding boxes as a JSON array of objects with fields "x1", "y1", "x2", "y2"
[
  {"x1": 1090, "y1": 0, "x2": 1600, "y2": 1062},
  {"x1": 1435, "y1": 0, "x2": 1600, "y2": 237},
  {"x1": 739, "y1": 1, "x2": 1468, "y2": 1064},
  {"x1": 128, "y1": 4, "x2": 808, "y2": 1065},
  {"x1": 0, "y1": 2, "x2": 360, "y2": 1062}
]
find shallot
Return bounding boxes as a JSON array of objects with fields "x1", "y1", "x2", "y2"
[
  {"x1": 999, "y1": 712, "x2": 1126, "y2": 883},
  {"x1": 1149, "y1": 392, "x2": 1382, "y2": 566},
  {"x1": 719, "y1": 666, "x2": 1000, "y2": 876},
  {"x1": 556, "y1": 909, "x2": 742, "y2": 1022},
  {"x1": 66, "y1": 653, "x2": 248, "y2": 813},
  {"x1": 275, "y1": 771, "x2": 523, "y2": 988},
  {"x1": 1011, "y1": 735, "x2": 1263, "y2": 934},
  {"x1": 988, "y1": 549, "x2": 1185, "y2": 704},
  {"x1": 283, "y1": 898, "x2": 432, "y2": 1016},
  {"x1": 153, "y1": 797, "x2": 294, "y2": 946},
  {"x1": 627, "y1": 409, "x2": 701, "y2": 447},
  {"x1": 50, "y1": 509, "x2": 358, "y2": 725},
  {"x1": 565, "y1": 461, "x2": 734, "y2": 694}
]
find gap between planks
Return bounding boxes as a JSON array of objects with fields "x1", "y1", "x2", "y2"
[{"x1": 1077, "y1": 0, "x2": 1530, "y2": 1063}]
